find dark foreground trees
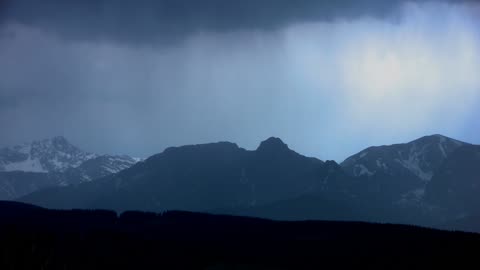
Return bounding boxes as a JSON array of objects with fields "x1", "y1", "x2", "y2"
[{"x1": 0, "y1": 201, "x2": 479, "y2": 269}]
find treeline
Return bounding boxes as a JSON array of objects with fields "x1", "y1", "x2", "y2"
[{"x1": 0, "y1": 201, "x2": 479, "y2": 269}]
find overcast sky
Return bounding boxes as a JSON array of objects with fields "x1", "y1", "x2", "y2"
[{"x1": 0, "y1": 0, "x2": 479, "y2": 161}]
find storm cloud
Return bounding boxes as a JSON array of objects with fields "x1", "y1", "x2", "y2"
[
  {"x1": 0, "y1": 0, "x2": 479, "y2": 161},
  {"x1": 1, "y1": 0, "x2": 472, "y2": 46}
]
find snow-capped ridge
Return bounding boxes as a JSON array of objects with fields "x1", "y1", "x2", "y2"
[
  {"x1": 341, "y1": 134, "x2": 466, "y2": 180},
  {"x1": 0, "y1": 137, "x2": 141, "y2": 175},
  {"x1": 0, "y1": 137, "x2": 142, "y2": 199},
  {"x1": 0, "y1": 136, "x2": 96, "y2": 173}
]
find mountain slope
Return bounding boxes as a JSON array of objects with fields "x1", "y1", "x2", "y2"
[
  {"x1": 425, "y1": 144, "x2": 480, "y2": 218},
  {"x1": 0, "y1": 137, "x2": 140, "y2": 200},
  {"x1": 0, "y1": 136, "x2": 96, "y2": 173},
  {"x1": 59, "y1": 154, "x2": 140, "y2": 185},
  {"x1": 17, "y1": 134, "x2": 480, "y2": 232},
  {"x1": 340, "y1": 134, "x2": 467, "y2": 203},
  {"x1": 342, "y1": 134, "x2": 465, "y2": 180},
  {"x1": 21, "y1": 137, "x2": 348, "y2": 212},
  {"x1": 0, "y1": 171, "x2": 61, "y2": 200}
]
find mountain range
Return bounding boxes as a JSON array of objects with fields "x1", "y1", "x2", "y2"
[
  {"x1": 14, "y1": 134, "x2": 480, "y2": 232},
  {"x1": 0, "y1": 136, "x2": 140, "y2": 200}
]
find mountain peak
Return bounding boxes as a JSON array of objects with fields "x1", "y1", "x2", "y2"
[
  {"x1": 420, "y1": 134, "x2": 448, "y2": 141},
  {"x1": 413, "y1": 134, "x2": 464, "y2": 144},
  {"x1": 0, "y1": 136, "x2": 96, "y2": 173},
  {"x1": 256, "y1": 137, "x2": 290, "y2": 153},
  {"x1": 51, "y1": 136, "x2": 69, "y2": 144},
  {"x1": 410, "y1": 134, "x2": 467, "y2": 152},
  {"x1": 29, "y1": 136, "x2": 73, "y2": 151},
  {"x1": 342, "y1": 134, "x2": 467, "y2": 182}
]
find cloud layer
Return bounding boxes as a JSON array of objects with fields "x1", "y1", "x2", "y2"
[
  {"x1": 0, "y1": 0, "x2": 433, "y2": 45},
  {"x1": 0, "y1": 0, "x2": 479, "y2": 161}
]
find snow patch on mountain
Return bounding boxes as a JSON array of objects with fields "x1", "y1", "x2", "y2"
[
  {"x1": 394, "y1": 151, "x2": 433, "y2": 182},
  {"x1": 399, "y1": 142, "x2": 433, "y2": 181},
  {"x1": 353, "y1": 164, "x2": 373, "y2": 176},
  {"x1": 342, "y1": 134, "x2": 466, "y2": 182},
  {"x1": 376, "y1": 159, "x2": 388, "y2": 170},
  {"x1": 68, "y1": 154, "x2": 141, "y2": 184},
  {"x1": 100, "y1": 155, "x2": 136, "y2": 174},
  {"x1": 3, "y1": 157, "x2": 47, "y2": 173},
  {"x1": 0, "y1": 137, "x2": 142, "y2": 198},
  {"x1": 398, "y1": 188, "x2": 425, "y2": 204},
  {"x1": 132, "y1": 157, "x2": 144, "y2": 163},
  {"x1": 0, "y1": 136, "x2": 97, "y2": 173}
]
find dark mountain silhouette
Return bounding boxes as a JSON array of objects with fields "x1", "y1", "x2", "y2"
[
  {"x1": 0, "y1": 201, "x2": 479, "y2": 269},
  {"x1": 0, "y1": 171, "x2": 62, "y2": 200},
  {"x1": 228, "y1": 193, "x2": 419, "y2": 224},
  {"x1": 341, "y1": 134, "x2": 466, "y2": 204},
  {"x1": 21, "y1": 137, "x2": 347, "y2": 212},
  {"x1": 16, "y1": 135, "x2": 480, "y2": 233},
  {"x1": 425, "y1": 144, "x2": 480, "y2": 218},
  {"x1": 342, "y1": 135, "x2": 465, "y2": 180},
  {"x1": 440, "y1": 215, "x2": 480, "y2": 233},
  {"x1": 230, "y1": 135, "x2": 476, "y2": 227}
]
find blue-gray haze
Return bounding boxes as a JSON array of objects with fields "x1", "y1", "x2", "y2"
[{"x1": 0, "y1": 0, "x2": 479, "y2": 161}]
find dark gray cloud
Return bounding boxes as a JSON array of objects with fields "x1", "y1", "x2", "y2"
[
  {"x1": 0, "y1": 0, "x2": 479, "y2": 161},
  {"x1": 0, "y1": 0, "x2": 442, "y2": 46}
]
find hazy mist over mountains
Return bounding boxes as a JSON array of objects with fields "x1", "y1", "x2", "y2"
[
  {"x1": 1, "y1": 0, "x2": 480, "y2": 161},
  {"x1": 0, "y1": 136, "x2": 139, "y2": 200},
  {"x1": 0, "y1": 133, "x2": 477, "y2": 234},
  {"x1": 1, "y1": 0, "x2": 480, "y2": 267}
]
